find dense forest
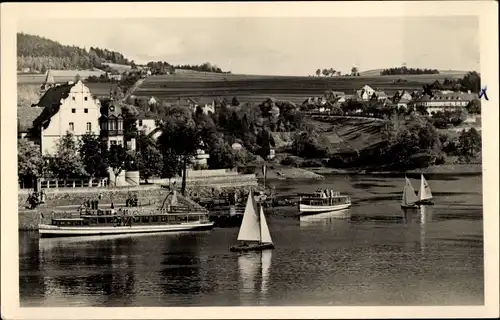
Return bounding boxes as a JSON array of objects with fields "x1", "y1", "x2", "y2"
[
  {"x1": 380, "y1": 67, "x2": 440, "y2": 75},
  {"x1": 17, "y1": 33, "x2": 132, "y2": 72}
]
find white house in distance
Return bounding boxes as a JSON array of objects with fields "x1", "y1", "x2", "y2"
[
  {"x1": 355, "y1": 85, "x2": 376, "y2": 100},
  {"x1": 414, "y1": 91, "x2": 477, "y2": 115},
  {"x1": 135, "y1": 114, "x2": 162, "y2": 136},
  {"x1": 31, "y1": 79, "x2": 101, "y2": 155}
]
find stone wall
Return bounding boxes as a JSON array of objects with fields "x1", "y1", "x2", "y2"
[{"x1": 18, "y1": 174, "x2": 262, "y2": 230}]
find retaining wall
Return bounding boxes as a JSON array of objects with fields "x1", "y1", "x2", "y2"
[{"x1": 18, "y1": 174, "x2": 260, "y2": 230}]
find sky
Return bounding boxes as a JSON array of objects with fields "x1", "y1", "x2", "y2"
[{"x1": 18, "y1": 16, "x2": 480, "y2": 76}]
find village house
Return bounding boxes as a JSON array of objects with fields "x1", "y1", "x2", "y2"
[
  {"x1": 99, "y1": 101, "x2": 125, "y2": 149},
  {"x1": 355, "y1": 85, "x2": 376, "y2": 101},
  {"x1": 135, "y1": 113, "x2": 162, "y2": 136},
  {"x1": 30, "y1": 79, "x2": 101, "y2": 156},
  {"x1": 188, "y1": 97, "x2": 216, "y2": 115}
]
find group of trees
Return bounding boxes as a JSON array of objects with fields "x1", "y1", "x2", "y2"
[
  {"x1": 380, "y1": 67, "x2": 440, "y2": 75},
  {"x1": 17, "y1": 33, "x2": 132, "y2": 72},
  {"x1": 315, "y1": 68, "x2": 342, "y2": 77},
  {"x1": 430, "y1": 71, "x2": 481, "y2": 93},
  {"x1": 174, "y1": 62, "x2": 228, "y2": 73},
  {"x1": 146, "y1": 61, "x2": 175, "y2": 75}
]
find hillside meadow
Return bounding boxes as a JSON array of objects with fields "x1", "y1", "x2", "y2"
[{"x1": 132, "y1": 70, "x2": 468, "y2": 102}]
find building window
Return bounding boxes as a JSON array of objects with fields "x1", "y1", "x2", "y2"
[
  {"x1": 69, "y1": 122, "x2": 74, "y2": 131},
  {"x1": 84, "y1": 97, "x2": 88, "y2": 101},
  {"x1": 84, "y1": 108, "x2": 88, "y2": 113},
  {"x1": 138, "y1": 120, "x2": 143, "y2": 126},
  {"x1": 72, "y1": 108, "x2": 76, "y2": 113},
  {"x1": 155, "y1": 119, "x2": 160, "y2": 126},
  {"x1": 111, "y1": 140, "x2": 117, "y2": 145},
  {"x1": 109, "y1": 120, "x2": 116, "y2": 130},
  {"x1": 86, "y1": 122, "x2": 92, "y2": 132},
  {"x1": 72, "y1": 96, "x2": 76, "y2": 101},
  {"x1": 118, "y1": 120, "x2": 123, "y2": 130}
]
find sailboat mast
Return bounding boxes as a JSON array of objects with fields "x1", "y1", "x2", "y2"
[{"x1": 258, "y1": 202, "x2": 262, "y2": 244}]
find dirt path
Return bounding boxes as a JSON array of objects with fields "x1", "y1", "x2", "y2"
[{"x1": 124, "y1": 77, "x2": 146, "y2": 100}]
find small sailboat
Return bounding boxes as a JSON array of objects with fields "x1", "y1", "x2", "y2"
[
  {"x1": 230, "y1": 191, "x2": 274, "y2": 252},
  {"x1": 416, "y1": 174, "x2": 434, "y2": 205},
  {"x1": 401, "y1": 176, "x2": 420, "y2": 209}
]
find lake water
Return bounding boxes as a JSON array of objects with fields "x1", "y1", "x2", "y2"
[{"x1": 19, "y1": 173, "x2": 484, "y2": 307}]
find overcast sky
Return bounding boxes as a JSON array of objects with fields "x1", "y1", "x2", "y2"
[{"x1": 18, "y1": 16, "x2": 479, "y2": 76}]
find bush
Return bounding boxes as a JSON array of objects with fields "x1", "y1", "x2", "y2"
[
  {"x1": 280, "y1": 156, "x2": 299, "y2": 167},
  {"x1": 301, "y1": 159, "x2": 323, "y2": 167}
]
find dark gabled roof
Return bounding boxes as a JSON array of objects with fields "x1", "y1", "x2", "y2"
[
  {"x1": 32, "y1": 82, "x2": 76, "y2": 129},
  {"x1": 33, "y1": 82, "x2": 75, "y2": 109},
  {"x1": 17, "y1": 106, "x2": 44, "y2": 132}
]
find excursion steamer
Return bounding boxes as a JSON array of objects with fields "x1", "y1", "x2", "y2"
[{"x1": 38, "y1": 191, "x2": 214, "y2": 238}]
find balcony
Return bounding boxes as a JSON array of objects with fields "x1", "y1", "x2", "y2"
[{"x1": 100, "y1": 129, "x2": 124, "y2": 136}]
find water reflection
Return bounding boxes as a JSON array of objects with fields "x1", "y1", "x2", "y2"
[{"x1": 237, "y1": 249, "x2": 273, "y2": 304}]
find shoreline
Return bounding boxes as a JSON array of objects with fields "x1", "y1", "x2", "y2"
[{"x1": 307, "y1": 164, "x2": 482, "y2": 175}]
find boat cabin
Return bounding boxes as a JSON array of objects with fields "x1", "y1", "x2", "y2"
[{"x1": 300, "y1": 195, "x2": 351, "y2": 206}]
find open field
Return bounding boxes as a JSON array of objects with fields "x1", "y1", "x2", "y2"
[
  {"x1": 18, "y1": 82, "x2": 111, "y2": 98},
  {"x1": 101, "y1": 62, "x2": 132, "y2": 73},
  {"x1": 17, "y1": 69, "x2": 105, "y2": 84},
  {"x1": 132, "y1": 71, "x2": 469, "y2": 102}
]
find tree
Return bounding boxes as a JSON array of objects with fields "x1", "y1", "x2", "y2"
[
  {"x1": 108, "y1": 144, "x2": 127, "y2": 186},
  {"x1": 134, "y1": 133, "x2": 163, "y2": 183},
  {"x1": 329, "y1": 68, "x2": 336, "y2": 77},
  {"x1": 322, "y1": 69, "x2": 329, "y2": 77},
  {"x1": 460, "y1": 71, "x2": 481, "y2": 93},
  {"x1": 79, "y1": 133, "x2": 109, "y2": 180},
  {"x1": 51, "y1": 131, "x2": 86, "y2": 180},
  {"x1": 18, "y1": 139, "x2": 44, "y2": 186},
  {"x1": 351, "y1": 66, "x2": 359, "y2": 76},
  {"x1": 466, "y1": 99, "x2": 481, "y2": 115},
  {"x1": 232, "y1": 96, "x2": 240, "y2": 106},
  {"x1": 457, "y1": 128, "x2": 481, "y2": 158},
  {"x1": 315, "y1": 69, "x2": 321, "y2": 77},
  {"x1": 158, "y1": 106, "x2": 201, "y2": 195}
]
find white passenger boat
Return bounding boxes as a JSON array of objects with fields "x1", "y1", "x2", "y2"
[
  {"x1": 38, "y1": 191, "x2": 214, "y2": 238},
  {"x1": 298, "y1": 189, "x2": 352, "y2": 216}
]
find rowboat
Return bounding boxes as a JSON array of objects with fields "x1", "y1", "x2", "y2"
[{"x1": 38, "y1": 191, "x2": 214, "y2": 238}]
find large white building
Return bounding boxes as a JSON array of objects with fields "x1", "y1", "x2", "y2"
[
  {"x1": 414, "y1": 91, "x2": 477, "y2": 115},
  {"x1": 31, "y1": 78, "x2": 101, "y2": 155}
]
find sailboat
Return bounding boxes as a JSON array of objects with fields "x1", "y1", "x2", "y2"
[
  {"x1": 230, "y1": 191, "x2": 275, "y2": 252},
  {"x1": 401, "y1": 176, "x2": 420, "y2": 209},
  {"x1": 416, "y1": 174, "x2": 434, "y2": 205}
]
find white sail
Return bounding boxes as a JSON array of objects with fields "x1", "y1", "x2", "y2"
[
  {"x1": 237, "y1": 192, "x2": 261, "y2": 242},
  {"x1": 260, "y1": 249, "x2": 272, "y2": 294},
  {"x1": 259, "y1": 206, "x2": 273, "y2": 244},
  {"x1": 419, "y1": 174, "x2": 433, "y2": 201},
  {"x1": 402, "y1": 177, "x2": 418, "y2": 206}
]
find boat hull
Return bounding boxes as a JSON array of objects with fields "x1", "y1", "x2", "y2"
[
  {"x1": 401, "y1": 204, "x2": 420, "y2": 209},
  {"x1": 299, "y1": 203, "x2": 351, "y2": 216},
  {"x1": 415, "y1": 200, "x2": 434, "y2": 205},
  {"x1": 38, "y1": 221, "x2": 215, "y2": 238},
  {"x1": 230, "y1": 243, "x2": 275, "y2": 252}
]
